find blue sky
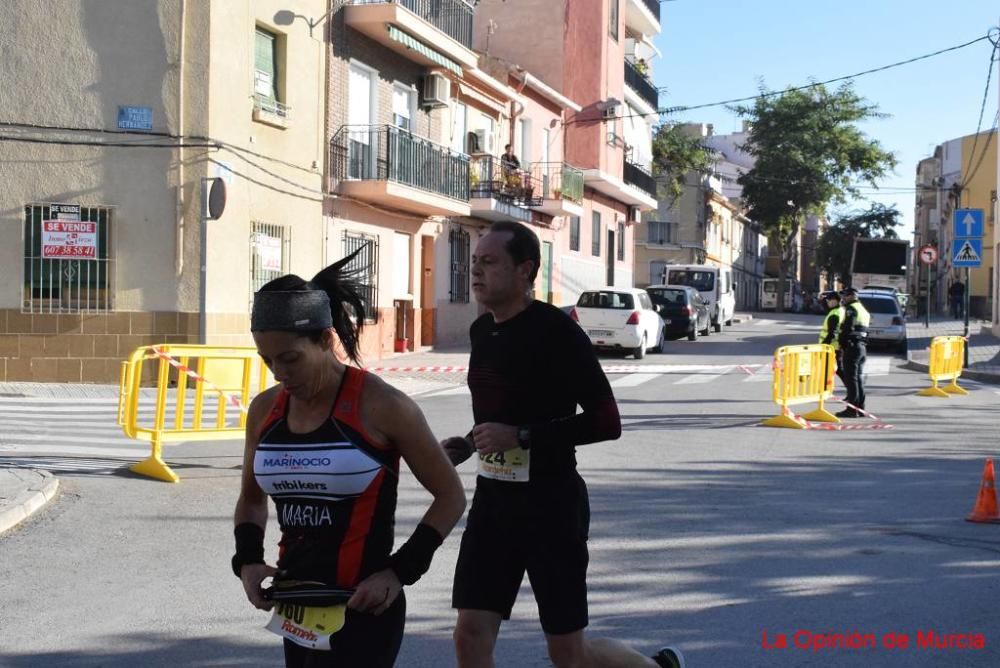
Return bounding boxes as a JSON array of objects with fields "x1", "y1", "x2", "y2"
[{"x1": 652, "y1": 0, "x2": 1000, "y2": 236}]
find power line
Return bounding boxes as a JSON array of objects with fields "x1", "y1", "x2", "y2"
[
  {"x1": 960, "y1": 39, "x2": 999, "y2": 187},
  {"x1": 609, "y1": 31, "x2": 997, "y2": 123}
]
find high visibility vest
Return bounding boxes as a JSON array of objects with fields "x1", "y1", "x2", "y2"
[
  {"x1": 847, "y1": 301, "x2": 871, "y2": 329},
  {"x1": 819, "y1": 306, "x2": 845, "y2": 350}
]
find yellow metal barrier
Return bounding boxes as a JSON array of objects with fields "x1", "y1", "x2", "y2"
[
  {"x1": 117, "y1": 345, "x2": 271, "y2": 482},
  {"x1": 762, "y1": 344, "x2": 839, "y2": 429},
  {"x1": 917, "y1": 335, "x2": 969, "y2": 398}
]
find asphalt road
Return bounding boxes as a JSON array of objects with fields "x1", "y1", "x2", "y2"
[{"x1": 1, "y1": 314, "x2": 998, "y2": 667}]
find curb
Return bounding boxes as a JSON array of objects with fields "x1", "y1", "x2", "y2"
[
  {"x1": 903, "y1": 360, "x2": 1000, "y2": 386},
  {"x1": 0, "y1": 469, "x2": 59, "y2": 535}
]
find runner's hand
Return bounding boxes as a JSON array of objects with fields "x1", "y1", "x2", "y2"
[
  {"x1": 472, "y1": 423, "x2": 519, "y2": 455},
  {"x1": 349, "y1": 569, "x2": 402, "y2": 615},
  {"x1": 240, "y1": 562, "x2": 278, "y2": 611},
  {"x1": 441, "y1": 436, "x2": 475, "y2": 465}
]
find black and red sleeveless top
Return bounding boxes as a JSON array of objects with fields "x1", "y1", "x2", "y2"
[{"x1": 252, "y1": 367, "x2": 399, "y2": 588}]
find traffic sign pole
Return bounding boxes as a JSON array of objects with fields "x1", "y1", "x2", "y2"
[
  {"x1": 964, "y1": 267, "x2": 970, "y2": 368},
  {"x1": 925, "y1": 259, "x2": 930, "y2": 328}
]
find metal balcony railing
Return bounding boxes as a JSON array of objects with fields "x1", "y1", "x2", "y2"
[
  {"x1": 470, "y1": 155, "x2": 542, "y2": 207},
  {"x1": 624, "y1": 60, "x2": 658, "y2": 110},
  {"x1": 330, "y1": 125, "x2": 470, "y2": 202},
  {"x1": 348, "y1": 0, "x2": 474, "y2": 48},
  {"x1": 528, "y1": 162, "x2": 584, "y2": 203},
  {"x1": 624, "y1": 160, "x2": 657, "y2": 198},
  {"x1": 641, "y1": 0, "x2": 660, "y2": 22}
]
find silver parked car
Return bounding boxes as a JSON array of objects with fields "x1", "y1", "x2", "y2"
[{"x1": 857, "y1": 289, "x2": 907, "y2": 354}]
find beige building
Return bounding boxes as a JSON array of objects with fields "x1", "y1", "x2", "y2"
[
  {"x1": 914, "y1": 131, "x2": 997, "y2": 320},
  {"x1": 0, "y1": 0, "x2": 327, "y2": 382}
]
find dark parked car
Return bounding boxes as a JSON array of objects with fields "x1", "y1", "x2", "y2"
[{"x1": 645, "y1": 285, "x2": 711, "y2": 341}]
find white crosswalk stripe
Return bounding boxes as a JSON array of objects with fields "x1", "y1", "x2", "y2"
[
  {"x1": 610, "y1": 373, "x2": 658, "y2": 388},
  {"x1": 675, "y1": 366, "x2": 734, "y2": 384}
]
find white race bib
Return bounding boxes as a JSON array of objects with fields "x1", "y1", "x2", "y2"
[
  {"x1": 478, "y1": 447, "x2": 530, "y2": 482},
  {"x1": 265, "y1": 602, "x2": 346, "y2": 650}
]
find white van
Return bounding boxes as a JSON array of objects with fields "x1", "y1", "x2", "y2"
[
  {"x1": 760, "y1": 278, "x2": 802, "y2": 312},
  {"x1": 661, "y1": 265, "x2": 735, "y2": 332}
]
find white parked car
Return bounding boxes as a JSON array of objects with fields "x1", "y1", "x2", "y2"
[
  {"x1": 857, "y1": 289, "x2": 908, "y2": 355},
  {"x1": 570, "y1": 288, "x2": 664, "y2": 359}
]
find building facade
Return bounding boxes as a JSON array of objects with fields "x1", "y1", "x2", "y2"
[
  {"x1": 0, "y1": 0, "x2": 327, "y2": 382},
  {"x1": 474, "y1": 0, "x2": 660, "y2": 307}
]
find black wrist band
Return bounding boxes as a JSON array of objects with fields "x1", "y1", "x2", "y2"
[
  {"x1": 386, "y1": 523, "x2": 444, "y2": 586},
  {"x1": 232, "y1": 522, "x2": 265, "y2": 578}
]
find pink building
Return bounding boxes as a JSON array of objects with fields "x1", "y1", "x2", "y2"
[{"x1": 474, "y1": 0, "x2": 661, "y2": 305}]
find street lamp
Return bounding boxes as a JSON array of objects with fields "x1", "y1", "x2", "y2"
[{"x1": 273, "y1": 8, "x2": 338, "y2": 36}]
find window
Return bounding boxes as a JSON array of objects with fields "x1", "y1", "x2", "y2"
[
  {"x1": 254, "y1": 27, "x2": 286, "y2": 118},
  {"x1": 392, "y1": 84, "x2": 414, "y2": 131},
  {"x1": 569, "y1": 216, "x2": 581, "y2": 251},
  {"x1": 647, "y1": 221, "x2": 676, "y2": 244},
  {"x1": 23, "y1": 203, "x2": 113, "y2": 313},
  {"x1": 451, "y1": 101, "x2": 467, "y2": 154},
  {"x1": 342, "y1": 231, "x2": 379, "y2": 321},
  {"x1": 591, "y1": 211, "x2": 601, "y2": 256},
  {"x1": 617, "y1": 221, "x2": 625, "y2": 260},
  {"x1": 250, "y1": 222, "x2": 290, "y2": 296},
  {"x1": 449, "y1": 227, "x2": 470, "y2": 303},
  {"x1": 609, "y1": 0, "x2": 619, "y2": 40}
]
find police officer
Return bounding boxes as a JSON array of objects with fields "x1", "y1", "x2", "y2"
[
  {"x1": 837, "y1": 287, "x2": 871, "y2": 418},
  {"x1": 818, "y1": 291, "x2": 845, "y2": 385}
]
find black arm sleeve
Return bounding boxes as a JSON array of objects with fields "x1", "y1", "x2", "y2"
[{"x1": 528, "y1": 321, "x2": 622, "y2": 448}]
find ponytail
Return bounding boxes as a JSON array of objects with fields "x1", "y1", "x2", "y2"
[{"x1": 308, "y1": 244, "x2": 371, "y2": 366}]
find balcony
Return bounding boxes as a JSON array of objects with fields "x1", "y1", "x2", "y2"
[
  {"x1": 526, "y1": 163, "x2": 585, "y2": 217},
  {"x1": 625, "y1": 0, "x2": 661, "y2": 36},
  {"x1": 624, "y1": 60, "x2": 658, "y2": 113},
  {"x1": 330, "y1": 125, "x2": 471, "y2": 217},
  {"x1": 624, "y1": 160, "x2": 657, "y2": 199},
  {"x1": 469, "y1": 155, "x2": 539, "y2": 223},
  {"x1": 344, "y1": 0, "x2": 477, "y2": 71}
]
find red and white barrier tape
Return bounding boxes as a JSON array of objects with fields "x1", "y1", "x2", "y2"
[
  {"x1": 151, "y1": 347, "x2": 248, "y2": 414},
  {"x1": 366, "y1": 365, "x2": 468, "y2": 373}
]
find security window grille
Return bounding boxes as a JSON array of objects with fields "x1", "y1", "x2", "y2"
[
  {"x1": 647, "y1": 221, "x2": 677, "y2": 244},
  {"x1": 250, "y1": 222, "x2": 290, "y2": 296},
  {"x1": 342, "y1": 231, "x2": 379, "y2": 321},
  {"x1": 569, "y1": 216, "x2": 581, "y2": 251},
  {"x1": 609, "y1": 0, "x2": 619, "y2": 40},
  {"x1": 591, "y1": 212, "x2": 601, "y2": 256},
  {"x1": 449, "y1": 227, "x2": 470, "y2": 303},
  {"x1": 617, "y1": 222, "x2": 625, "y2": 261},
  {"x1": 23, "y1": 204, "x2": 113, "y2": 313}
]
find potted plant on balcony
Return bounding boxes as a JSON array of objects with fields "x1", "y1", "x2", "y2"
[
  {"x1": 551, "y1": 187, "x2": 562, "y2": 200},
  {"x1": 634, "y1": 58, "x2": 649, "y2": 77}
]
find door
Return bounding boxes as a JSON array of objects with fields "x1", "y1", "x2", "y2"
[
  {"x1": 420, "y1": 235, "x2": 434, "y2": 345},
  {"x1": 348, "y1": 65, "x2": 374, "y2": 178},
  {"x1": 606, "y1": 229, "x2": 615, "y2": 286},
  {"x1": 541, "y1": 241, "x2": 553, "y2": 303}
]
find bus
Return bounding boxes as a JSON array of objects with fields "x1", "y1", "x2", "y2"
[{"x1": 760, "y1": 278, "x2": 802, "y2": 311}]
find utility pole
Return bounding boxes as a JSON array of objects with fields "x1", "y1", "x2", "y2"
[{"x1": 954, "y1": 183, "x2": 970, "y2": 369}]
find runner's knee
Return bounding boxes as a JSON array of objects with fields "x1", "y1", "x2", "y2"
[{"x1": 454, "y1": 615, "x2": 499, "y2": 659}]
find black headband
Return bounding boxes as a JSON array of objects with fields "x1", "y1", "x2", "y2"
[{"x1": 250, "y1": 290, "x2": 333, "y2": 332}]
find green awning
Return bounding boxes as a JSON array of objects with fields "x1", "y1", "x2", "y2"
[{"x1": 387, "y1": 25, "x2": 462, "y2": 76}]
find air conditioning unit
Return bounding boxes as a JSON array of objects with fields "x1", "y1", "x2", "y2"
[
  {"x1": 628, "y1": 206, "x2": 641, "y2": 223},
  {"x1": 601, "y1": 104, "x2": 619, "y2": 120},
  {"x1": 473, "y1": 128, "x2": 493, "y2": 155},
  {"x1": 422, "y1": 73, "x2": 450, "y2": 108}
]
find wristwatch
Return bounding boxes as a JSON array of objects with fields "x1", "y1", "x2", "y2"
[{"x1": 517, "y1": 426, "x2": 532, "y2": 450}]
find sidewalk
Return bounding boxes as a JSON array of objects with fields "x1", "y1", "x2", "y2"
[
  {"x1": 905, "y1": 316, "x2": 1000, "y2": 383},
  {"x1": 0, "y1": 467, "x2": 59, "y2": 536}
]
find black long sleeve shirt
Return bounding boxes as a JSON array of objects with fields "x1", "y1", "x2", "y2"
[{"x1": 467, "y1": 300, "x2": 621, "y2": 480}]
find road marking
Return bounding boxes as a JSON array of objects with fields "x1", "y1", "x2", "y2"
[
  {"x1": 675, "y1": 366, "x2": 734, "y2": 384},
  {"x1": 419, "y1": 386, "x2": 470, "y2": 398},
  {"x1": 610, "y1": 373, "x2": 658, "y2": 388},
  {"x1": 864, "y1": 357, "x2": 891, "y2": 377},
  {"x1": 743, "y1": 371, "x2": 774, "y2": 383}
]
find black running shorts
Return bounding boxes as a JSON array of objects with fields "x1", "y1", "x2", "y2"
[{"x1": 452, "y1": 473, "x2": 590, "y2": 635}]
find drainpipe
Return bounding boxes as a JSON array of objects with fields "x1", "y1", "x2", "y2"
[{"x1": 175, "y1": 0, "x2": 187, "y2": 276}]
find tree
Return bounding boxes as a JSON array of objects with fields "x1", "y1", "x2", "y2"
[
  {"x1": 816, "y1": 203, "x2": 902, "y2": 286},
  {"x1": 734, "y1": 83, "x2": 896, "y2": 311},
  {"x1": 650, "y1": 123, "x2": 716, "y2": 205}
]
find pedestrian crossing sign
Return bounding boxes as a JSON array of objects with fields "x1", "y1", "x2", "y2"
[{"x1": 952, "y1": 238, "x2": 983, "y2": 267}]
